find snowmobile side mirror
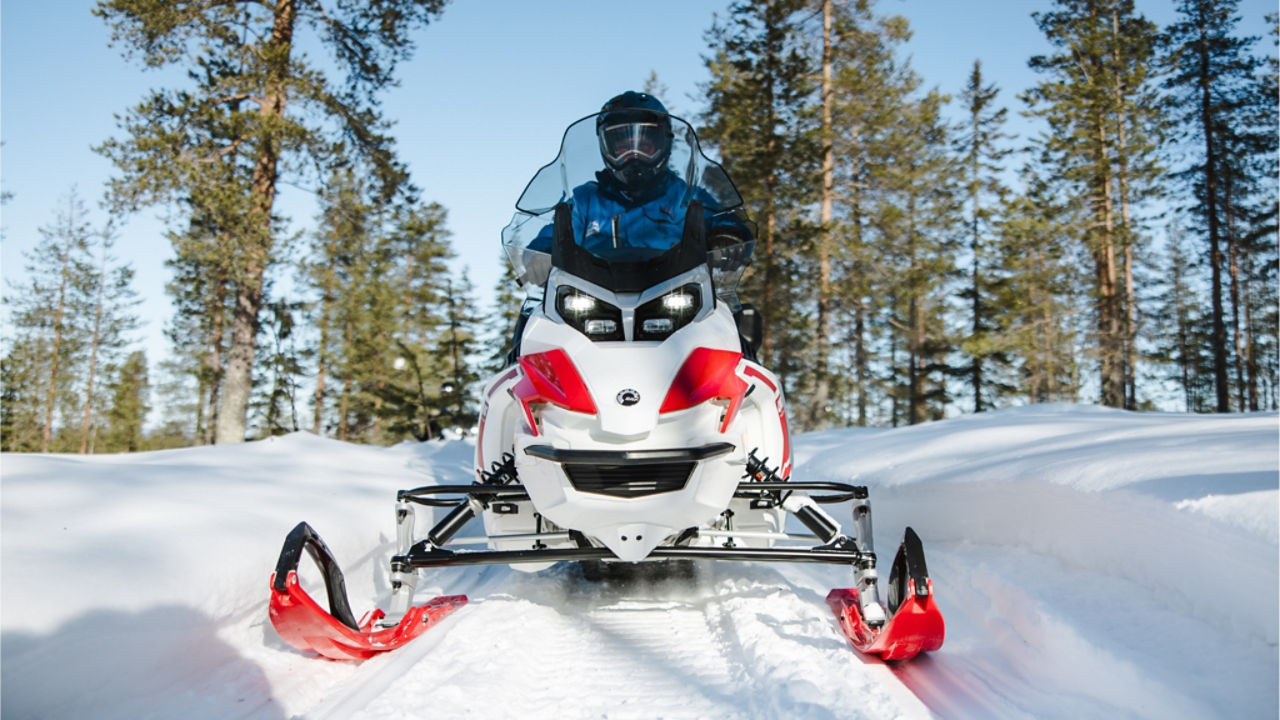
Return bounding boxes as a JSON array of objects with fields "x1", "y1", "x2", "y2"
[{"x1": 737, "y1": 304, "x2": 763, "y2": 358}]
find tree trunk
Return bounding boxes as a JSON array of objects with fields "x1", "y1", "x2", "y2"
[
  {"x1": 202, "y1": 285, "x2": 224, "y2": 444},
  {"x1": 1095, "y1": 114, "x2": 1124, "y2": 408},
  {"x1": 1196, "y1": 9, "x2": 1230, "y2": 412},
  {"x1": 214, "y1": 0, "x2": 297, "y2": 443},
  {"x1": 1224, "y1": 189, "x2": 1245, "y2": 410},
  {"x1": 1244, "y1": 281, "x2": 1258, "y2": 410},
  {"x1": 1112, "y1": 3, "x2": 1139, "y2": 411},
  {"x1": 968, "y1": 79, "x2": 984, "y2": 413},
  {"x1": 806, "y1": 0, "x2": 835, "y2": 431}
]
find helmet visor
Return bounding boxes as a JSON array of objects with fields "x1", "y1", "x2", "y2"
[{"x1": 600, "y1": 122, "x2": 668, "y2": 165}]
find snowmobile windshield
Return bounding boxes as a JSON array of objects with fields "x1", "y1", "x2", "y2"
[{"x1": 503, "y1": 111, "x2": 752, "y2": 298}]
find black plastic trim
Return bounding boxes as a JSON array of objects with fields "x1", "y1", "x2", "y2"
[{"x1": 524, "y1": 442, "x2": 734, "y2": 465}]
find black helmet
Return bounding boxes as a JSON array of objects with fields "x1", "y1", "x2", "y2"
[{"x1": 596, "y1": 91, "x2": 673, "y2": 192}]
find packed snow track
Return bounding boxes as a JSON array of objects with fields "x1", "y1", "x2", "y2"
[{"x1": 2, "y1": 405, "x2": 1276, "y2": 718}]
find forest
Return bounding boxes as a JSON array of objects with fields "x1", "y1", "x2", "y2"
[{"x1": 2, "y1": 0, "x2": 1276, "y2": 453}]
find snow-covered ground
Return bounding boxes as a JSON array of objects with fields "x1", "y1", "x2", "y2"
[{"x1": 2, "y1": 404, "x2": 1276, "y2": 719}]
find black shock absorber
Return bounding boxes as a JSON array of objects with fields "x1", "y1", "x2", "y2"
[
  {"x1": 427, "y1": 501, "x2": 476, "y2": 548},
  {"x1": 786, "y1": 495, "x2": 841, "y2": 544}
]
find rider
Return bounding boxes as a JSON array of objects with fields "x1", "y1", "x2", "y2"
[
  {"x1": 529, "y1": 90, "x2": 751, "y2": 261},
  {"x1": 508, "y1": 91, "x2": 756, "y2": 362}
]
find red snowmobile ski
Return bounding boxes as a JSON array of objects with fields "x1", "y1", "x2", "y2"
[{"x1": 267, "y1": 103, "x2": 943, "y2": 663}]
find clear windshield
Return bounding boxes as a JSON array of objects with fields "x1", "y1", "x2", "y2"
[{"x1": 502, "y1": 111, "x2": 753, "y2": 300}]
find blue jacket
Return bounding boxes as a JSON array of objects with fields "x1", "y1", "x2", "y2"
[{"x1": 531, "y1": 171, "x2": 739, "y2": 255}]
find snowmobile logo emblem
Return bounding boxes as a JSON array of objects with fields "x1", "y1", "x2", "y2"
[{"x1": 616, "y1": 389, "x2": 641, "y2": 406}]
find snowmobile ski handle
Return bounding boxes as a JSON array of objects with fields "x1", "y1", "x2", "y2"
[{"x1": 272, "y1": 521, "x2": 362, "y2": 631}]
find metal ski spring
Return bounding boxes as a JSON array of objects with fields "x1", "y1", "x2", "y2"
[
  {"x1": 744, "y1": 448, "x2": 783, "y2": 482},
  {"x1": 480, "y1": 452, "x2": 518, "y2": 485},
  {"x1": 744, "y1": 449, "x2": 790, "y2": 505}
]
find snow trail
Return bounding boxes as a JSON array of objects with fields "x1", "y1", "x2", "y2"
[{"x1": 2, "y1": 406, "x2": 1275, "y2": 718}]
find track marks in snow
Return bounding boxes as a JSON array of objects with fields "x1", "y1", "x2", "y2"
[
  {"x1": 697, "y1": 565, "x2": 933, "y2": 720},
  {"x1": 304, "y1": 562, "x2": 933, "y2": 720}
]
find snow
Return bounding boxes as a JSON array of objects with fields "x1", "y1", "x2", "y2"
[{"x1": 2, "y1": 405, "x2": 1276, "y2": 718}]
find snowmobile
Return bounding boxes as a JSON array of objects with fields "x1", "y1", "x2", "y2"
[{"x1": 268, "y1": 109, "x2": 944, "y2": 662}]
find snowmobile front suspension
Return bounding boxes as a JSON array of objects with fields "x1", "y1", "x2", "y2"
[{"x1": 392, "y1": 478, "x2": 878, "y2": 569}]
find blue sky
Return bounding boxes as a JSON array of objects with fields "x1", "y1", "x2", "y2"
[{"x1": 2, "y1": 0, "x2": 1274, "y2": 371}]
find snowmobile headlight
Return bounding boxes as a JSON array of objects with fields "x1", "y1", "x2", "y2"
[
  {"x1": 584, "y1": 318, "x2": 618, "y2": 335},
  {"x1": 556, "y1": 286, "x2": 624, "y2": 341},
  {"x1": 635, "y1": 284, "x2": 702, "y2": 341}
]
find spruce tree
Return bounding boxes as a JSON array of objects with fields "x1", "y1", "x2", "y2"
[
  {"x1": 430, "y1": 272, "x2": 483, "y2": 434},
  {"x1": 0, "y1": 342, "x2": 45, "y2": 452},
  {"x1": 253, "y1": 298, "x2": 306, "y2": 437},
  {"x1": 101, "y1": 350, "x2": 150, "y2": 452}
]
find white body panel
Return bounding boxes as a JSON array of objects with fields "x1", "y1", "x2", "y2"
[{"x1": 475, "y1": 268, "x2": 791, "y2": 566}]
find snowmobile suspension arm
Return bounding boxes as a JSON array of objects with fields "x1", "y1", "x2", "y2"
[
  {"x1": 395, "y1": 480, "x2": 867, "y2": 507},
  {"x1": 393, "y1": 539, "x2": 869, "y2": 569}
]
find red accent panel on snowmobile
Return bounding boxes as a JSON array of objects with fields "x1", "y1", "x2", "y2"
[
  {"x1": 514, "y1": 350, "x2": 598, "y2": 435},
  {"x1": 660, "y1": 347, "x2": 746, "y2": 433},
  {"x1": 269, "y1": 571, "x2": 467, "y2": 661},
  {"x1": 825, "y1": 581, "x2": 944, "y2": 662},
  {"x1": 742, "y1": 365, "x2": 791, "y2": 478}
]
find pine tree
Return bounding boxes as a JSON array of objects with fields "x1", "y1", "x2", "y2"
[
  {"x1": 1162, "y1": 0, "x2": 1267, "y2": 411},
  {"x1": 4, "y1": 190, "x2": 98, "y2": 452},
  {"x1": 1151, "y1": 222, "x2": 1215, "y2": 410},
  {"x1": 1025, "y1": 0, "x2": 1163, "y2": 408},
  {"x1": 875, "y1": 91, "x2": 963, "y2": 424},
  {"x1": 701, "y1": 0, "x2": 821, "y2": 411},
  {"x1": 95, "y1": 0, "x2": 447, "y2": 443},
  {"x1": 430, "y1": 272, "x2": 484, "y2": 434},
  {"x1": 484, "y1": 259, "x2": 525, "y2": 374},
  {"x1": 77, "y1": 225, "x2": 142, "y2": 453},
  {"x1": 955, "y1": 60, "x2": 1015, "y2": 412},
  {"x1": 994, "y1": 169, "x2": 1085, "y2": 402},
  {"x1": 304, "y1": 168, "x2": 373, "y2": 436},
  {"x1": 823, "y1": 1, "x2": 914, "y2": 426}
]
